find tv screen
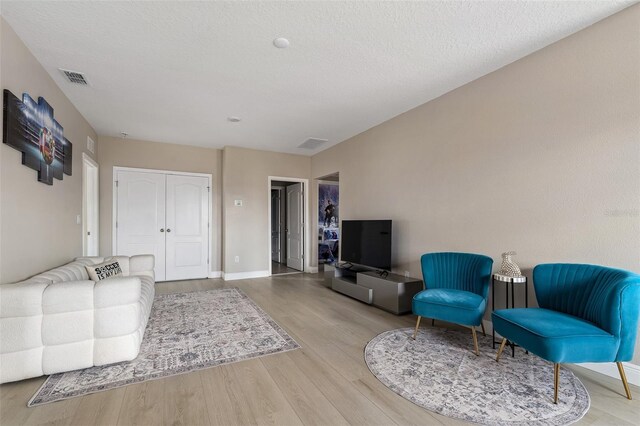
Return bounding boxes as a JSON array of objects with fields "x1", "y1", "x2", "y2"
[{"x1": 341, "y1": 220, "x2": 392, "y2": 270}]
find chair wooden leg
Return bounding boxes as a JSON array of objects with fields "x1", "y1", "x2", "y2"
[
  {"x1": 471, "y1": 327, "x2": 479, "y2": 356},
  {"x1": 496, "y1": 338, "x2": 507, "y2": 362},
  {"x1": 432, "y1": 318, "x2": 435, "y2": 327},
  {"x1": 554, "y1": 363, "x2": 560, "y2": 404},
  {"x1": 412, "y1": 316, "x2": 421, "y2": 340},
  {"x1": 481, "y1": 322, "x2": 486, "y2": 336},
  {"x1": 617, "y1": 362, "x2": 633, "y2": 400}
]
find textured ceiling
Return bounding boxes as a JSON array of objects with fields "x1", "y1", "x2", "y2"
[{"x1": 0, "y1": 1, "x2": 632, "y2": 154}]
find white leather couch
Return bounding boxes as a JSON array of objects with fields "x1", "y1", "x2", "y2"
[{"x1": 0, "y1": 255, "x2": 155, "y2": 384}]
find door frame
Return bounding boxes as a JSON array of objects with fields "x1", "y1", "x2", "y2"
[
  {"x1": 82, "y1": 153, "x2": 99, "y2": 256},
  {"x1": 267, "y1": 176, "x2": 310, "y2": 276},
  {"x1": 112, "y1": 166, "x2": 213, "y2": 277}
]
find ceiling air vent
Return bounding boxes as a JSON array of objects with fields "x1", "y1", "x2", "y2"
[
  {"x1": 298, "y1": 138, "x2": 328, "y2": 150},
  {"x1": 59, "y1": 68, "x2": 89, "y2": 85}
]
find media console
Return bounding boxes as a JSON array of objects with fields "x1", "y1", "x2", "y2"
[{"x1": 324, "y1": 264, "x2": 423, "y2": 314}]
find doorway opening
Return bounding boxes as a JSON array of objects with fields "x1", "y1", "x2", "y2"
[
  {"x1": 268, "y1": 177, "x2": 309, "y2": 276},
  {"x1": 317, "y1": 173, "x2": 339, "y2": 272},
  {"x1": 82, "y1": 153, "x2": 99, "y2": 256}
]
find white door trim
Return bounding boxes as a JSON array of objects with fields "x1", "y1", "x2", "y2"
[
  {"x1": 82, "y1": 153, "x2": 99, "y2": 256},
  {"x1": 112, "y1": 166, "x2": 214, "y2": 278},
  {"x1": 267, "y1": 176, "x2": 310, "y2": 276}
]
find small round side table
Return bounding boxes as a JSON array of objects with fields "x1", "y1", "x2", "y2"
[{"x1": 492, "y1": 273, "x2": 528, "y2": 357}]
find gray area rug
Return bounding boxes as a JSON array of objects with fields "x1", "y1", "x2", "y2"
[
  {"x1": 365, "y1": 327, "x2": 590, "y2": 426},
  {"x1": 29, "y1": 288, "x2": 300, "y2": 406}
]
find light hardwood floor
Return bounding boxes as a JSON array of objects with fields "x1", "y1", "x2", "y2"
[{"x1": 1, "y1": 273, "x2": 638, "y2": 425}]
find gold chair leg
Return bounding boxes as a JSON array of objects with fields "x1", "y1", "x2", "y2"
[
  {"x1": 496, "y1": 338, "x2": 507, "y2": 362},
  {"x1": 617, "y1": 362, "x2": 633, "y2": 400},
  {"x1": 481, "y1": 322, "x2": 486, "y2": 336},
  {"x1": 554, "y1": 363, "x2": 560, "y2": 404},
  {"x1": 412, "y1": 316, "x2": 421, "y2": 340},
  {"x1": 471, "y1": 327, "x2": 479, "y2": 356}
]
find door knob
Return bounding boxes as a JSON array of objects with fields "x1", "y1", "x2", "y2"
[
  {"x1": 160, "y1": 228, "x2": 165, "y2": 232},
  {"x1": 166, "y1": 228, "x2": 172, "y2": 233}
]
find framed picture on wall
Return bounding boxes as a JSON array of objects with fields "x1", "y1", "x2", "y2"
[{"x1": 3, "y1": 89, "x2": 73, "y2": 185}]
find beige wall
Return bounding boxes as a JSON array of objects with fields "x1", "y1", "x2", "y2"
[
  {"x1": 222, "y1": 146, "x2": 310, "y2": 274},
  {"x1": 98, "y1": 136, "x2": 223, "y2": 273},
  {"x1": 0, "y1": 19, "x2": 98, "y2": 284},
  {"x1": 311, "y1": 5, "x2": 640, "y2": 362}
]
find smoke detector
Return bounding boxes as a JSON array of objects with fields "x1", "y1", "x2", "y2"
[
  {"x1": 298, "y1": 138, "x2": 328, "y2": 150},
  {"x1": 59, "y1": 68, "x2": 89, "y2": 85},
  {"x1": 273, "y1": 38, "x2": 290, "y2": 49}
]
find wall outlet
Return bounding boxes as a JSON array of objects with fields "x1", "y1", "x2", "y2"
[
  {"x1": 234, "y1": 199, "x2": 243, "y2": 207},
  {"x1": 404, "y1": 270, "x2": 410, "y2": 278},
  {"x1": 234, "y1": 256, "x2": 240, "y2": 263}
]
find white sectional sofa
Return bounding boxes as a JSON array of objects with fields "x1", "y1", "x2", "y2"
[{"x1": 0, "y1": 255, "x2": 155, "y2": 384}]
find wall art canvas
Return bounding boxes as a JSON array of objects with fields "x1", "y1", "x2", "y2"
[
  {"x1": 318, "y1": 182, "x2": 339, "y2": 263},
  {"x1": 3, "y1": 89, "x2": 73, "y2": 185},
  {"x1": 318, "y1": 183, "x2": 339, "y2": 227}
]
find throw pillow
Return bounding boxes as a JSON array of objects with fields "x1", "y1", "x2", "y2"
[{"x1": 86, "y1": 261, "x2": 123, "y2": 281}]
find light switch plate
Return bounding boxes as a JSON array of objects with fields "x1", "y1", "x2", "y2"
[
  {"x1": 76, "y1": 214, "x2": 81, "y2": 225},
  {"x1": 234, "y1": 199, "x2": 243, "y2": 207}
]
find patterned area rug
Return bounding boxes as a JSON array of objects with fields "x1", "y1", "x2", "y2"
[
  {"x1": 29, "y1": 288, "x2": 299, "y2": 406},
  {"x1": 365, "y1": 327, "x2": 590, "y2": 426}
]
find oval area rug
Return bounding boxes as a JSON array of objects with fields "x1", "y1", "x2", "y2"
[{"x1": 364, "y1": 327, "x2": 590, "y2": 426}]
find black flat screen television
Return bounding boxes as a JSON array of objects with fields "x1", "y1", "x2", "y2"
[{"x1": 341, "y1": 220, "x2": 392, "y2": 270}]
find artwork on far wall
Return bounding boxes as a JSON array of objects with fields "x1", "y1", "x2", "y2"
[
  {"x1": 318, "y1": 182, "x2": 339, "y2": 263},
  {"x1": 3, "y1": 89, "x2": 73, "y2": 185},
  {"x1": 318, "y1": 182, "x2": 339, "y2": 227}
]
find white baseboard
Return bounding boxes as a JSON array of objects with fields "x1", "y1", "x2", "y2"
[
  {"x1": 307, "y1": 266, "x2": 319, "y2": 273},
  {"x1": 575, "y1": 362, "x2": 640, "y2": 387},
  {"x1": 208, "y1": 271, "x2": 222, "y2": 279},
  {"x1": 222, "y1": 270, "x2": 269, "y2": 281}
]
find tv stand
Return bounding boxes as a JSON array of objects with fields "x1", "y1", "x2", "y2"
[{"x1": 324, "y1": 264, "x2": 422, "y2": 314}]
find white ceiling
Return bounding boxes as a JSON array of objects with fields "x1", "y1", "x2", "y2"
[{"x1": 1, "y1": 1, "x2": 633, "y2": 155}]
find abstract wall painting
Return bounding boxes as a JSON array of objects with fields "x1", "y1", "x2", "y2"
[{"x1": 3, "y1": 89, "x2": 73, "y2": 185}]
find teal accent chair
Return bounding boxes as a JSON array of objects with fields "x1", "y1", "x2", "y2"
[
  {"x1": 412, "y1": 252, "x2": 493, "y2": 356},
  {"x1": 493, "y1": 263, "x2": 640, "y2": 403}
]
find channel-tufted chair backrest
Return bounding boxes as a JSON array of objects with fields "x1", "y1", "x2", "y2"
[
  {"x1": 421, "y1": 252, "x2": 493, "y2": 299},
  {"x1": 533, "y1": 263, "x2": 640, "y2": 362}
]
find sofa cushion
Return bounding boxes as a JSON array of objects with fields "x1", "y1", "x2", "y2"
[
  {"x1": 413, "y1": 288, "x2": 486, "y2": 326},
  {"x1": 0, "y1": 281, "x2": 48, "y2": 317},
  {"x1": 36, "y1": 260, "x2": 91, "y2": 283},
  {"x1": 42, "y1": 281, "x2": 95, "y2": 314},
  {"x1": 492, "y1": 308, "x2": 618, "y2": 363},
  {"x1": 94, "y1": 277, "x2": 142, "y2": 308}
]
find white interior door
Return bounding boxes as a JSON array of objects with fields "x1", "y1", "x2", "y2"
[
  {"x1": 286, "y1": 183, "x2": 304, "y2": 271},
  {"x1": 165, "y1": 175, "x2": 209, "y2": 281},
  {"x1": 116, "y1": 171, "x2": 166, "y2": 281},
  {"x1": 82, "y1": 156, "x2": 99, "y2": 256}
]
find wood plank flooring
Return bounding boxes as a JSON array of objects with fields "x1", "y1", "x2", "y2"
[{"x1": 1, "y1": 273, "x2": 638, "y2": 425}]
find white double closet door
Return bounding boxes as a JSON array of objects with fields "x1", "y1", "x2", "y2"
[{"x1": 116, "y1": 170, "x2": 209, "y2": 281}]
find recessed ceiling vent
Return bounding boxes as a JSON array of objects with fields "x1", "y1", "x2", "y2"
[
  {"x1": 59, "y1": 68, "x2": 89, "y2": 85},
  {"x1": 298, "y1": 138, "x2": 328, "y2": 150}
]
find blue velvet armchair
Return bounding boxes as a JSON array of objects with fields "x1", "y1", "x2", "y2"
[
  {"x1": 412, "y1": 252, "x2": 493, "y2": 356},
  {"x1": 493, "y1": 263, "x2": 640, "y2": 403}
]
